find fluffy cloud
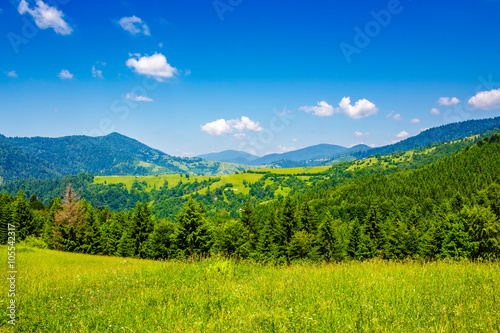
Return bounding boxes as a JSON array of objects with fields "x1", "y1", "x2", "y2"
[
  {"x1": 201, "y1": 119, "x2": 233, "y2": 136},
  {"x1": 231, "y1": 116, "x2": 263, "y2": 132},
  {"x1": 7, "y1": 71, "x2": 17, "y2": 78},
  {"x1": 468, "y1": 88, "x2": 500, "y2": 110},
  {"x1": 338, "y1": 97, "x2": 378, "y2": 119},
  {"x1": 430, "y1": 108, "x2": 440, "y2": 115},
  {"x1": 395, "y1": 130, "x2": 409, "y2": 139},
  {"x1": 410, "y1": 118, "x2": 421, "y2": 124},
  {"x1": 126, "y1": 53, "x2": 177, "y2": 82},
  {"x1": 125, "y1": 93, "x2": 153, "y2": 102},
  {"x1": 438, "y1": 97, "x2": 460, "y2": 106},
  {"x1": 393, "y1": 113, "x2": 402, "y2": 121},
  {"x1": 118, "y1": 16, "x2": 150, "y2": 36},
  {"x1": 18, "y1": 0, "x2": 72, "y2": 35},
  {"x1": 201, "y1": 116, "x2": 263, "y2": 136},
  {"x1": 299, "y1": 101, "x2": 335, "y2": 117},
  {"x1": 300, "y1": 97, "x2": 378, "y2": 119},
  {"x1": 91, "y1": 65, "x2": 103, "y2": 79},
  {"x1": 58, "y1": 69, "x2": 73, "y2": 80}
]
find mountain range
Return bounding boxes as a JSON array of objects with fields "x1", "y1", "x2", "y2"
[
  {"x1": 197, "y1": 116, "x2": 500, "y2": 166},
  {"x1": 0, "y1": 133, "x2": 247, "y2": 184},
  {"x1": 197, "y1": 144, "x2": 370, "y2": 165},
  {"x1": 1, "y1": 116, "x2": 500, "y2": 184}
]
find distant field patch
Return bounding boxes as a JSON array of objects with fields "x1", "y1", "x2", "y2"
[{"x1": 253, "y1": 166, "x2": 331, "y2": 174}]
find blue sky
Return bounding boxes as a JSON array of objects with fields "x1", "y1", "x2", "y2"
[{"x1": 1, "y1": 0, "x2": 500, "y2": 157}]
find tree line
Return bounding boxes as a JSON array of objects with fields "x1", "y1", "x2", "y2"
[{"x1": 1, "y1": 135, "x2": 500, "y2": 262}]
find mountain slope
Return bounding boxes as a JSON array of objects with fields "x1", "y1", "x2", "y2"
[
  {"x1": 0, "y1": 132, "x2": 249, "y2": 183},
  {"x1": 250, "y1": 144, "x2": 348, "y2": 165},
  {"x1": 197, "y1": 150, "x2": 259, "y2": 165},
  {"x1": 363, "y1": 116, "x2": 500, "y2": 158},
  {"x1": 0, "y1": 139, "x2": 61, "y2": 183}
]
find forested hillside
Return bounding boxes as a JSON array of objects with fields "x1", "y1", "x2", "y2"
[
  {"x1": 1, "y1": 131, "x2": 494, "y2": 220},
  {"x1": 0, "y1": 132, "x2": 249, "y2": 183},
  {"x1": 252, "y1": 117, "x2": 500, "y2": 168},
  {"x1": 3, "y1": 134, "x2": 500, "y2": 262},
  {"x1": 356, "y1": 116, "x2": 500, "y2": 158}
]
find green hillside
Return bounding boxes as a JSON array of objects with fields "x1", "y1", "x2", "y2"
[
  {"x1": 0, "y1": 131, "x2": 494, "y2": 220},
  {"x1": 0, "y1": 132, "x2": 252, "y2": 183},
  {"x1": 2, "y1": 133, "x2": 500, "y2": 263}
]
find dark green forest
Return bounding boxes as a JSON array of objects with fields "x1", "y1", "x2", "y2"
[
  {"x1": 1, "y1": 128, "x2": 496, "y2": 220},
  {"x1": 2, "y1": 116, "x2": 500, "y2": 182},
  {"x1": 0, "y1": 132, "x2": 247, "y2": 183},
  {"x1": 2, "y1": 134, "x2": 500, "y2": 262}
]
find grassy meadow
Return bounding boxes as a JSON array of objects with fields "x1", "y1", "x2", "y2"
[
  {"x1": 94, "y1": 166, "x2": 331, "y2": 197},
  {"x1": 2, "y1": 246, "x2": 499, "y2": 332}
]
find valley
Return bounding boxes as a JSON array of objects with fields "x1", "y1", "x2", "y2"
[{"x1": 4, "y1": 1, "x2": 500, "y2": 330}]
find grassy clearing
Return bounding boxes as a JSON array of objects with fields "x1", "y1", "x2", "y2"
[
  {"x1": 2, "y1": 247, "x2": 499, "y2": 332},
  {"x1": 253, "y1": 166, "x2": 331, "y2": 174},
  {"x1": 95, "y1": 173, "x2": 264, "y2": 196},
  {"x1": 94, "y1": 167, "x2": 323, "y2": 197},
  {"x1": 94, "y1": 166, "x2": 330, "y2": 192},
  {"x1": 94, "y1": 174, "x2": 207, "y2": 190}
]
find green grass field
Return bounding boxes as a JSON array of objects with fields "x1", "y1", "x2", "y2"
[
  {"x1": 252, "y1": 166, "x2": 331, "y2": 174},
  {"x1": 94, "y1": 166, "x2": 331, "y2": 197},
  {"x1": 3, "y1": 247, "x2": 499, "y2": 332}
]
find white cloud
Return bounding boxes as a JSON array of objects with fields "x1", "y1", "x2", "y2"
[
  {"x1": 338, "y1": 97, "x2": 378, "y2": 119},
  {"x1": 386, "y1": 110, "x2": 394, "y2": 118},
  {"x1": 201, "y1": 116, "x2": 263, "y2": 136},
  {"x1": 299, "y1": 101, "x2": 335, "y2": 117},
  {"x1": 230, "y1": 116, "x2": 263, "y2": 132},
  {"x1": 468, "y1": 88, "x2": 500, "y2": 110},
  {"x1": 125, "y1": 93, "x2": 153, "y2": 102},
  {"x1": 159, "y1": 42, "x2": 163, "y2": 48},
  {"x1": 126, "y1": 53, "x2": 177, "y2": 82},
  {"x1": 18, "y1": 0, "x2": 72, "y2": 35},
  {"x1": 430, "y1": 108, "x2": 440, "y2": 115},
  {"x1": 7, "y1": 71, "x2": 18, "y2": 78},
  {"x1": 354, "y1": 131, "x2": 370, "y2": 138},
  {"x1": 393, "y1": 113, "x2": 402, "y2": 121},
  {"x1": 91, "y1": 65, "x2": 103, "y2": 79},
  {"x1": 300, "y1": 97, "x2": 378, "y2": 119},
  {"x1": 58, "y1": 69, "x2": 73, "y2": 80},
  {"x1": 201, "y1": 119, "x2": 233, "y2": 136},
  {"x1": 395, "y1": 130, "x2": 409, "y2": 139},
  {"x1": 410, "y1": 118, "x2": 420, "y2": 124},
  {"x1": 292, "y1": 138, "x2": 298, "y2": 142},
  {"x1": 438, "y1": 97, "x2": 460, "y2": 106},
  {"x1": 118, "y1": 16, "x2": 150, "y2": 36}
]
